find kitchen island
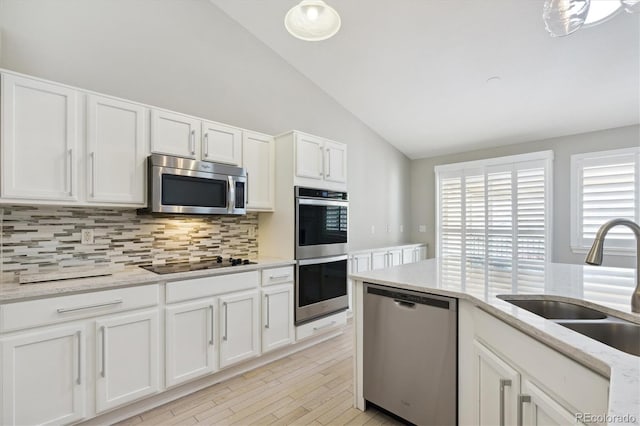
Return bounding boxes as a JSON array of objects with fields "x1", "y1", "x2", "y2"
[{"x1": 350, "y1": 259, "x2": 640, "y2": 426}]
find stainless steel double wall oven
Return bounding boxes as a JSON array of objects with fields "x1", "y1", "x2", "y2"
[{"x1": 295, "y1": 187, "x2": 349, "y2": 324}]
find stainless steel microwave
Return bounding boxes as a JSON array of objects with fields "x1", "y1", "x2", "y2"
[{"x1": 142, "y1": 154, "x2": 247, "y2": 215}]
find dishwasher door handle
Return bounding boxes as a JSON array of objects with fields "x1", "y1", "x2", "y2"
[{"x1": 393, "y1": 299, "x2": 416, "y2": 308}]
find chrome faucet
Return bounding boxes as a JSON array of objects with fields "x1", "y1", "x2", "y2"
[{"x1": 585, "y1": 218, "x2": 640, "y2": 313}]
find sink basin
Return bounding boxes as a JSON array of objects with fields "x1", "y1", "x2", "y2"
[
  {"x1": 498, "y1": 297, "x2": 607, "y2": 320},
  {"x1": 557, "y1": 322, "x2": 640, "y2": 357}
]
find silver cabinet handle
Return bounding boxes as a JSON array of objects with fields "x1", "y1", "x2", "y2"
[
  {"x1": 76, "y1": 330, "x2": 82, "y2": 385},
  {"x1": 500, "y1": 379, "x2": 512, "y2": 426},
  {"x1": 204, "y1": 133, "x2": 209, "y2": 158},
  {"x1": 318, "y1": 146, "x2": 324, "y2": 177},
  {"x1": 190, "y1": 130, "x2": 196, "y2": 155},
  {"x1": 265, "y1": 294, "x2": 270, "y2": 329},
  {"x1": 57, "y1": 299, "x2": 123, "y2": 314},
  {"x1": 326, "y1": 148, "x2": 331, "y2": 178},
  {"x1": 100, "y1": 326, "x2": 107, "y2": 378},
  {"x1": 517, "y1": 394, "x2": 531, "y2": 426},
  {"x1": 223, "y1": 302, "x2": 228, "y2": 341},
  {"x1": 68, "y1": 148, "x2": 73, "y2": 196},
  {"x1": 269, "y1": 274, "x2": 290, "y2": 281},
  {"x1": 313, "y1": 321, "x2": 336, "y2": 331},
  {"x1": 90, "y1": 152, "x2": 96, "y2": 197},
  {"x1": 209, "y1": 305, "x2": 214, "y2": 345}
]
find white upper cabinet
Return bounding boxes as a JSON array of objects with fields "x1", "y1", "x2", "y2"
[
  {"x1": 86, "y1": 95, "x2": 147, "y2": 205},
  {"x1": 243, "y1": 131, "x2": 275, "y2": 211},
  {"x1": 150, "y1": 109, "x2": 200, "y2": 159},
  {"x1": 1, "y1": 73, "x2": 79, "y2": 201},
  {"x1": 323, "y1": 140, "x2": 347, "y2": 184},
  {"x1": 295, "y1": 133, "x2": 324, "y2": 180},
  {"x1": 293, "y1": 131, "x2": 347, "y2": 190},
  {"x1": 202, "y1": 121, "x2": 242, "y2": 165}
]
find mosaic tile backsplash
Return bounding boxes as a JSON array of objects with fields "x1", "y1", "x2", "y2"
[{"x1": 0, "y1": 206, "x2": 258, "y2": 279}]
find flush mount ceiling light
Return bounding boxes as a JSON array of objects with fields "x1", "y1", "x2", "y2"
[
  {"x1": 543, "y1": 0, "x2": 640, "y2": 37},
  {"x1": 285, "y1": 0, "x2": 341, "y2": 41}
]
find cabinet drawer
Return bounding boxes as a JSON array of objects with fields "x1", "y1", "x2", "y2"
[
  {"x1": 261, "y1": 266, "x2": 294, "y2": 286},
  {"x1": 0, "y1": 284, "x2": 159, "y2": 333},
  {"x1": 166, "y1": 271, "x2": 260, "y2": 303},
  {"x1": 295, "y1": 310, "x2": 346, "y2": 341}
]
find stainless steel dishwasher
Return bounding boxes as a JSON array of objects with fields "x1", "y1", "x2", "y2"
[{"x1": 363, "y1": 283, "x2": 457, "y2": 425}]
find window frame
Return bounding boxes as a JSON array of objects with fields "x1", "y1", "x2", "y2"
[
  {"x1": 435, "y1": 150, "x2": 554, "y2": 279},
  {"x1": 570, "y1": 146, "x2": 640, "y2": 255}
]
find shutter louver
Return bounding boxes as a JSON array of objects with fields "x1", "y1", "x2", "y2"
[
  {"x1": 437, "y1": 152, "x2": 552, "y2": 293},
  {"x1": 572, "y1": 148, "x2": 640, "y2": 252}
]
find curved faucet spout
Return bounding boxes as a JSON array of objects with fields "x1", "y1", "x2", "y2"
[{"x1": 585, "y1": 218, "x2": 640, "y2": 313}]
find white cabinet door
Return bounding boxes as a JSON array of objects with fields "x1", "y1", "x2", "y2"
[
  {"x1": 261, "y1": 285, "x2": 294, "y2": 353},
  {"x1": 219, "y1": 290, "x2": 260, "y2": 368},
  {"x1": 521, "y1": 379, "x2": 582, "y2": 426},
  {"x1": 86, "y1": 95, "x2": 148, "y2": 205},
  {"x1": 1, "y1": 73, "x2": 79, "y2": 201},
  {"x1": 352, "y1": 253, "x2": 372, "y2": 273},
  {"x1": 165, "y1": 299, "x2": 217, "y2": 388},
  {"x1": 388, "y1": 249, "x2": 403, "y2": 267},
  {"x1": 323, "y1": 140, "x2": 347, "y2": 184},
  {"x1": 295, "y1": 133, "x2": 324, "y2": 180},
  {"x1": 1, "y1": 324, "x2": 86, "y2": 426},
  {"x1": 150, "y1": 109, "x2": 200, "y2": 159},
  {"x1": 371, "y1": 251, "x2": 388, "y2": 270},
  {"x1": 95, "y1": 310, "x2": 160, "y2": 413},
  {"x1": 474, "y1": 340, "x2": 520, "y2": 426},
  {"x1": 201, "y1": 121, "x2": 242, "y2": 165},
  {"x1": 415, "y1": 245, "x2": 427, "y2": 261},
  {"x1": 243, "y1": 131, "x2": 275, "y2": 211},
  {"x1": 402, "y1": 247, "x2": 416, "y2": 264}
]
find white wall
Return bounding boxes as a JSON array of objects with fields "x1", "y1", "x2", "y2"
[
  {"x1": 411, "y1": 125, "x2": 640, "y2": 268},
  {"x1": 0, "y1": 0, "x2": 411, "y2": 251}
]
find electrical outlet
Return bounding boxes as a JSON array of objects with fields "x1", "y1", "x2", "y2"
[
  {"x1": 370, "y1": 225, "x2": 375, "y2": 234},
  {"x1": 386, "y1": 224, "x2": 391, "y2": 233},
  {"x1": 81, "y1": 229, "x2": 94, "y2": 245},
  {"x1": 400, "y1": 224, "x2": 404, "y2": 233},
  {"x1": 419, "y1": 225, "x2": 427, "y2": 233}
]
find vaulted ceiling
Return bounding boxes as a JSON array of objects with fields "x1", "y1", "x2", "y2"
[{"x1": 210, "y1": 1, "x2": 640, "y2": 159}]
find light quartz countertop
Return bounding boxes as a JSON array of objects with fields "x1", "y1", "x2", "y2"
[
  {"x1": 350, "y1": 259, "x2": 640, "y2": 425},
  {"x1": 0, "y1": 257, "x2": 295, "y2": 303}
]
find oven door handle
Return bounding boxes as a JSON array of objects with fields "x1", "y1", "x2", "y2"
[
  {"x1": 298, "y1": 254, "x2": 349, "y2": 266},
  {"x1": 297, "y1": 198, "x2": 348, "y2": 207}
]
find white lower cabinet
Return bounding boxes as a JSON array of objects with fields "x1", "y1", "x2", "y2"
[
  {"x1": 165, "y1": 299, "x2": 218, "y2": 387},
  {"x1": 261, "y1": 284, "x2": 294, "y2": 353},
  {"x1": 95, "y1": 310, "x2": 160, "y2": 413},
  {"x1": 474, "y1": 340, "x2": 521, "y2": 426},
  {"x1": 520, "y1": 378, "x2": 579, "y2": 426},
  {"x1": 219, "y1": 290, "x2": 260, "y2": 368},
  {"x1": 1, "y1": 324, "x2": 86, "y2": 426},
  {"x1": 462, "y1": 303, "x2": 609, "y2": 426}
]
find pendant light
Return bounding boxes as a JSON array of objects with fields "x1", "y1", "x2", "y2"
[
  {"x1": 285, "y1": 0, "x2": 341, "y2": 41},
  {"x1": 543, "y1": 0, "x2": 639, "y2": 37}
]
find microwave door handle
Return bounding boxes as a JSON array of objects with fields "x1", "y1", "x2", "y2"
[{"x1": 228, "y1": 176, "x2": 236, "y2": 212}]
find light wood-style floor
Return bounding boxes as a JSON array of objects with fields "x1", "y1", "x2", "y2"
[{"x1": 117, "y1": 323, "x2": 404, "y2": 426}]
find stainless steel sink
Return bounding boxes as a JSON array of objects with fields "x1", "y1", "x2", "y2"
[
  {"x1": 498, "y1": 295, "x2": 640, "y2": 357},
  {"x1": 497, "y1": 297, "x2": 607, "y2": 320},
  {"x1": 557, "y1": 322, "x2": 640, "y2": 357}
]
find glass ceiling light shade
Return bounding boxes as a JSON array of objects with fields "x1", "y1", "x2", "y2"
[
  {"x1": 543, "y1": 0, "x2": 590, "y2": 37},
  {"x1": 543, "y1": 0, "x2": 640, "y2": 36},
  {"x1": 285, "y1": 0, "x2": 341, "y2": 41}
]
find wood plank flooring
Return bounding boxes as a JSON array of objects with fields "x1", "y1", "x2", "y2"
[{"x1": 117, "y1": 322, "x2": 404, "y2": 426}]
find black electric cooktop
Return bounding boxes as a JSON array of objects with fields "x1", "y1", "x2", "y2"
[{"x1": 139, "y1": 256, "x2": 256, "y2": 275}]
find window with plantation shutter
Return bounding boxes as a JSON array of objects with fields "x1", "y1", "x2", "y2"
[
  {"x1": 436, "y1": 151, "x2": 553, "y2": 295},
  {"x1": 571, "y1": 147, "x2": 640, "y2": 253}
]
